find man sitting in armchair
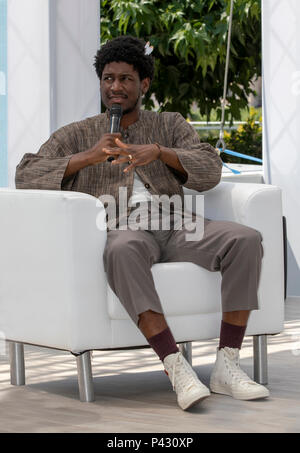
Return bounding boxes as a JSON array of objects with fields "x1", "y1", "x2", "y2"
[{"x1": 15, "y1": 35, "x2": 269, "y2": 411}]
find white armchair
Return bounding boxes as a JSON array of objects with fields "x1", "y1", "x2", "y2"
[{"x1": 0, "y1": 182, "x2": 285, "y2": 402}]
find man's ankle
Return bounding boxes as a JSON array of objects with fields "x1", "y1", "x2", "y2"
[
  {"x1": 148, "y1": 327, "x2": 179, "y2": 362},
  {"x1": 219, "y1": 320, "x2": 247, "y2": 350}
]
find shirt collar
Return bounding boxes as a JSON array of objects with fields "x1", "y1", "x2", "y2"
[{"x1": 105, "y1": 109, "x2": 146, "y2": 132}]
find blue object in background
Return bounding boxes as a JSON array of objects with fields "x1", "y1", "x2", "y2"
[
  {"x1": 219, "y1": 148, "x2": 263, "y2": 175},
  {"x1": 222, "y1": 148, "x2": 263, "y2": 163},
  {"x1": 0, "y1": 0, "x2": 8, "y2": 187}
]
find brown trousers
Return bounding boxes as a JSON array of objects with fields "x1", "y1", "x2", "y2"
[{"x1": 103, "y1": 217, "x2": 264, "y2": 325}]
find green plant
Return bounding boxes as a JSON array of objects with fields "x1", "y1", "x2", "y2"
[
  {"x1": 100, "y1": 0, "x2": 261, "y2": 120},
  {"x1": 200, "y1": 107, "x2": 262, "y2": 164}
]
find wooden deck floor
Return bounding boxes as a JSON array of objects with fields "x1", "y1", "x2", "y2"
[{"x1": 0, "y1": 297, "x2": 299, "y2": 433}]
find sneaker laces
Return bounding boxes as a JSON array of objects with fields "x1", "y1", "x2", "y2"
[
  {"x1": 169, "y1": 353, "x2": 198, "y2": 392},
  {"x1": 223, "y1": 349, "x2": 255, "y2": 386}
]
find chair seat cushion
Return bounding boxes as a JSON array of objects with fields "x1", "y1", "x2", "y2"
[{"x1": 107, "y1": 262, "x2": 222, "y2": 320}]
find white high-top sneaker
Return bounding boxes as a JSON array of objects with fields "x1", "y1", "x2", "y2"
[
  {"x1": 163, "y1": 351, "x2": 211, "y2": 410},
  {"x1": 210, "y1": 347, "x2": 270, "y2": 400}
]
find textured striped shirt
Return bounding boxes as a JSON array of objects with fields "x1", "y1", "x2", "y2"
[{"x1": 15, "y1": 110, "x2": 223, "y2": 228}]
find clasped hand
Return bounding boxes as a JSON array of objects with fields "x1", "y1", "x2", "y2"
[{"x1": 103, "y1": 138, "x2": 160, "y2": 173}]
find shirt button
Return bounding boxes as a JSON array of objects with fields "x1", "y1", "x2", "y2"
[{"x1": 145, "y1": 183, "x2": 150, "y2": 189}]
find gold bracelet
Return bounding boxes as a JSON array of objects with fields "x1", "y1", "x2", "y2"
[{"x1": 154, "y1": 143, "x2": 162, "y2": 159}]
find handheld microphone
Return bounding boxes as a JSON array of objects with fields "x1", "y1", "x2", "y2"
[{"x1": 108, "y1": 104, "x2": 123, "y2": 162}]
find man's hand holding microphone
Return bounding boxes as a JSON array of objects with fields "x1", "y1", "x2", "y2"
[{"x1": 62, "y1": 104, "x2": 161, "y2": 180}]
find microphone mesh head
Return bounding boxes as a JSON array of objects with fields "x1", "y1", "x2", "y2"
[{"x1": 110, "y1": 104, "x2": 123, "y2": 116}]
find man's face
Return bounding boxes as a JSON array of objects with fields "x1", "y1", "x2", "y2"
[{"x1": 100, "y1": 61, "x2": 150, "y2": 115}]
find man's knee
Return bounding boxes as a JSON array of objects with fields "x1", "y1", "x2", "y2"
[{"x1": 233, "y1": 226, "x2": 263, "y2": 255}]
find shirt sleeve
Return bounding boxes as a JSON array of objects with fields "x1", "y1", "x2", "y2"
[
  {"x1": 15, "y1": 125, "x2": 78, "y2": 191},
  {"x1": 168, "y1": 112, "x2": 223, "y2": 192}
]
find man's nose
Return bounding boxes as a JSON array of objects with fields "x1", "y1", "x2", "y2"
[{"x1": 111, "y1": 79, "x2": 122, "y2": 91}]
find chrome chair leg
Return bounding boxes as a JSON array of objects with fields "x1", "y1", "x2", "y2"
[
  {"x1": 253, "y1": 335, "x2": 268, "y2": 385},
  {"x1": 75, "y1": 351, "x2": 95, "y2": 402},
  {"x1": 178, "y1": 342, "x2": 192, "y2": 366},
  {"x1": 9, "y1": 342, "x2": 25, "y2": 386}
]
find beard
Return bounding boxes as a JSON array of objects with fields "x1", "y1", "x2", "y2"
[{"x1": 122, "y1": 91, "x2": 142, "y2": 115}]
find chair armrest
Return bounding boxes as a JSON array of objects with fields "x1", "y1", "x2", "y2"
[
  {"x1": 184, "y1": 181, "x2": 282, "y2": 241},
  {"x1": 0, "y1": 188, "x2": 111, "y2": 350},
  {"x1": 184, "y1": 181, "x2": 285, "y2": 334},
  {"x1": 185, "y1": 181, "x2": 281, "y2": 223}
]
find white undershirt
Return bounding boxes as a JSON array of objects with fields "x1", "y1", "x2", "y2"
[{"x1": 130, "y1": 171, "x2": 153, "y2": 204}]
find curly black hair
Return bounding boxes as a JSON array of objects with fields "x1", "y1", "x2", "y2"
[{"x1": 94, "y1": 36, "x2": 154, "y2": 82}]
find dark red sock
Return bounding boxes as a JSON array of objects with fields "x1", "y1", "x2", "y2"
[
  {"x1": 148, "y1": 327, "x2": 179, "y2": 362},
  {"x1": 219, "y1": 320, "x2": 247, "y2": 350}
]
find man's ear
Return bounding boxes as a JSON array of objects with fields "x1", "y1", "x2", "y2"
[{"x1": 141, "y1": 77, "x2": 150, "y2": 95}]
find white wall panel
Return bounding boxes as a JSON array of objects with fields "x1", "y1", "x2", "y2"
[
  {"x1": 50, "y1": 0, "x2": 100, "y2": 132},
  {"x1": 7, "y1": 0, "x2": 100, "y2": 188},
  {"x1": 7, "y1": 0, "x2": 50, "y2": 188},
  {"x1": 263, "y1": 0, "x2": 300, "y2": 295}
]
